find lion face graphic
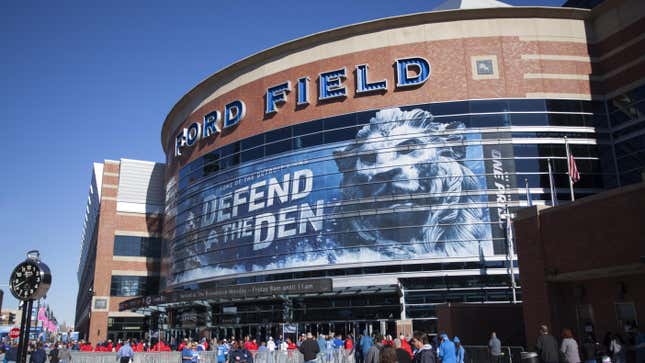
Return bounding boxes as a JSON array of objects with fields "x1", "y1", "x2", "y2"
[{"x1": 334, "y1": 108, "x2": 487, "y2": 256}]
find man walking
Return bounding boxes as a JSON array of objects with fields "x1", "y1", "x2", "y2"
[
  {"x1": 29, "y1": 342, "x2": 47, "y2": 363},
  {"x1": 5, "y1": 341, "x2": 18, "y2": 363},
  {"x1": 48, "y1": 343, "x2": 60, "y2": 363},
  {"x1": 488, "y1": 332, "x2": 502, "y2": 363},
  {"x1": 365, "y1": 335, "x2": 384, "y2": 363},
  {"x1": 438, "y1": 334, "x2": 457, "y2": 363},
  {"x1": 536, "y1": 325, "x2": 559, "y2": 363},
  {"x1": 299, "y1": 333, "x2": 321, "y2": 363},
  {"x1": 411, "y1": 331, "x2": 436, "y2": 363},
  {"x1": 360, "y1": 331, "x2": 373, "y2": 363},
  {"x1": 117, "y1": 339, "x2": 135, "y2": 363}
]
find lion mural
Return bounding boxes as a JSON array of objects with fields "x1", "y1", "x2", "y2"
[{"x1": 333, "y1": 107, "x2": 488, "y2": 257}]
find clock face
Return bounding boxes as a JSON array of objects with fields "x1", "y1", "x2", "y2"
[{"x1": 10, "y1": 262, "x2": 42, "y2": 300}]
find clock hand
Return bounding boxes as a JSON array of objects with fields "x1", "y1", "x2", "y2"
[{"x1": 14, "y1": 280, "x2": 26, "y2": 288}]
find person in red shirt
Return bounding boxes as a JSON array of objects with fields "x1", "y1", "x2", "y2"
[
  {"x1": 178, "y1": 338, "x2": 188, "y2": 352},
  {"x1": 200, "y1": 338, "x2": 209, "y2": 351},
  {"x1": 115, "y1": 341, "x2": 123, "y2": 353},
  {"x1": 153, "y1": 340, "x2": 172, "y2": 352},
  {"x1": 399, "y1": 334, "x2": 413, "y2": 358},
  {"x1": 382, "y1": 335, "x2": 394, "y2": 347},
  {"x1": 80, "y1": 342, "x2": 92, "y2": 352},
  {"x1": 345, "y1": 335, "x2": 354, "y2": 351},
  {"x1": 286, "y1": 337, "x2": 297, "y2": 350},
  {"x1": 136, "y1": 341, "x2": 144, "y2": 352},
  {"x1": 244, "y1": 336, "x2": 253, "y2": 351},
  {"x1": 107, "y1": 340, "x2": 113, "y2": 352}
]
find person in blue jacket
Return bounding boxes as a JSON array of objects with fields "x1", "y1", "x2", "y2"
[
  {"x1": 438, "y1": 334, "x2": 456, "y2": 363},
  {"x1": 360, "y1": 331, "x2": 373, "y2": 361},
  {"x1": 453, "y1": 337, "x2": 465, "y2": 363},
  {"x1": 217, "y1": 339, "x2": 229, "y2": 363}
]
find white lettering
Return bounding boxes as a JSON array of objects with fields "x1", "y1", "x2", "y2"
[
  {"x1": 277, "y1": 205, "x2": 298, "y2": 238},
  {"x1": 231, "y1": 186, "x2": 248, "y2": 217},
  {"x1": 267, "y1": 174, "x2": 290, "y2": 207},
  {"x1": 217, "y1": 194, "x2": 232, "y2": 222},
  {"x1": 254, "y1": 213, "x2": 275, "y2": 250},
  {"x1": 292, "y1": 169, "x2": 313, "y2": 200},
  {"x1": 248, "y1": 181, "x2": 266, "y2": 212},
  {"x1": 298, "y1": 200, "x2": 324, "y2": 233}
]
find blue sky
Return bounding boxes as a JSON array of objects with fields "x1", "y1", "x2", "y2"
[{"x1": 0, "y1": 0, "x2": 564, "y2": 326}]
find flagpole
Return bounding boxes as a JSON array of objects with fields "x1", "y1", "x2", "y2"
[
  {"x1": 504, "y1": 205, "x2": 517, "y2": 304},
  {"x1": 564, "y1": 136, "x2": 575, "y2": 201},
  {"x1": 525, "y1": 177, "x2": 533, "y2": 207},
  {"x1": 548, "y1": 158, "x2": 557, "y2": 206}
]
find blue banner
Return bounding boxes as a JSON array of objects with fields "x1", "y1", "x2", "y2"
[{"x1": 170, "y1": 106, "x2": 514, "y2": 284}]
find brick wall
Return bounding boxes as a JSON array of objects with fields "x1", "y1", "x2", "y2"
[{"x1": 85, "y1": 160, "x2": 163, "y2": 344}]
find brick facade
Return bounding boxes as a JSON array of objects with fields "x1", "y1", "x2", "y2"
[
  {"x1": 515, "y1": 182, "x2": 645, "y2": 348},
  {"x1": 77, "y1": 160, "x2": 164, "y2": 345}
]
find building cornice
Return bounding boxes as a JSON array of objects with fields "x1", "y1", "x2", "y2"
[{"x1": 160, "y1": 6, "x2": 590, "y2": 148}]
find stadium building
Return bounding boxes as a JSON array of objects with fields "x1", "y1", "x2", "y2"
[{"x1": 103, "y1": 0, "x2": 645, "y2": 343}]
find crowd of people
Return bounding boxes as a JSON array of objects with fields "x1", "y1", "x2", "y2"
[
  {"x1": 531, "y1": 324, "x2": 645, "y2": 363},
  {"x1": 0, "y1": 341, "x2": 73, "y2": 363},
  {"x1": 487, "y1": 324, "x2": 645, "y2": 363},
  {"x1": 2, "y1": 326, "x2": 644, "y2": 363}
]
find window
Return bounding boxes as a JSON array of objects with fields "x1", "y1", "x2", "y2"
[
  {"x1": 508, "y1": 99, "x2": 546, "y2": 112},
  {"x1": 265, "y1": 127, "x2": 292, "y2": 143},
  {"x1": 94, "y1": 298, "x2": 108, "y2": 309},
  {"x1": 110, "y1": 275, "x2": 159, "y2": 297},
  {"x1": 265, "y1": 139, "x2": 292, "y2": 156},
  {"x1": 323, "y1": 114, "x2": 357, "y2": 130},
  {"x1": 324, "y1": 127, "x2": 358, "y2": 143},
  {"x1": 241, "y1": 146, "x2": 264, "y2": 162},
  {"x1": 615, "y1": 302, "x2": 638, "y2": 329},
  {"x1": 293, "y1": 133, "x2": 323, "y2": 149},
  {"x1": 113, "y1": 235, "x2": 161, "y2": 258},
  {"x1": 241, "y1": 134, "x2": 264, "y2": 150},
  {"x1": 510, "y1": 113, "x2": 549, "y2": 126},
  {"x1": 293, "y1": 119, "x2": 323, "y2": 136}
]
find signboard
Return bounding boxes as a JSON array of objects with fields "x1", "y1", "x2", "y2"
[
  {"x1": 283, "y1": 324, "x2": 297, "y2": 333},
  {"x1": 168, "y1": 105, "x2": 516, "y2": 285},
  {"x1": 222, "y1": 306, "x2": 237, "y2": 314},
  {"x1": 120, "y1": 278, "x2": 332, "y2": 311}
]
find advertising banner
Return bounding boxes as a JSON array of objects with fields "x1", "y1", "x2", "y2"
[{"x1": 169, "y1": 106, "x2": 516, "y2": 285}]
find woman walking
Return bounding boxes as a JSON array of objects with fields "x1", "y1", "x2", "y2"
[{"x1": 561, "y1": 329, "x2": 581, "y2": 363}]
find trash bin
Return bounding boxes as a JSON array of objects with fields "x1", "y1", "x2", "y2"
[{"x1": 520, "y1": 352, "x2": 539, "y2": 363}]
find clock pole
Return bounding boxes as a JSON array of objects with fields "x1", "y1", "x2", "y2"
[{"x1": 17, "y1": 299, "x2": 33, "y2": 363}]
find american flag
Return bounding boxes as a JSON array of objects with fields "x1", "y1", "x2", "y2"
[{"x1": 568, "y1": 153, "x2": 580, "y2": 183}]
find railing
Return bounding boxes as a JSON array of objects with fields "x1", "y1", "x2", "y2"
[
  {"x1": 70, "y1": 352, "x2": 181, "y2": 363},
  {"x1": 461, "y1": 345, "x2": 526, "y2": 363},
  {"x1": 69, "y1": 346, "x2": 524, "y2": 363}
]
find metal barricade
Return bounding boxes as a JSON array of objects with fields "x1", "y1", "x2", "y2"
[
  {"x1": 275, "y1": 350, "x2": 304, "y2": 363},
  {"x1": 134, "y1": 352, "x2": 182, "y2": 363},
  {"x1": 65, "y1": 348, "x2": 359, "y2": 363},
  {"x1": 461, "y1": 345, "x2": 526, "y2": 363},
  {"x1": 71, "y1": 352, "x2": 119, "y2": 363},
  {"x1": 254, "y1": 350, "x2": 272, "y2": 363},
  {"x1": 197, "y1": 351, "x2": 219, "y2": 363},
  {"x1": 70, "y1": 351, "x2": 182, "y2": 363}
]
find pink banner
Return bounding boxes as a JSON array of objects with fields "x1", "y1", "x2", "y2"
[{"x1": 37, "y1": 307, "x2": 46, "y2": 321}]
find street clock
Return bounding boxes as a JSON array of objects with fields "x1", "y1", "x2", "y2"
[{"x1": 9, "y1": 253, "x2": 51, "y2": 301}]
